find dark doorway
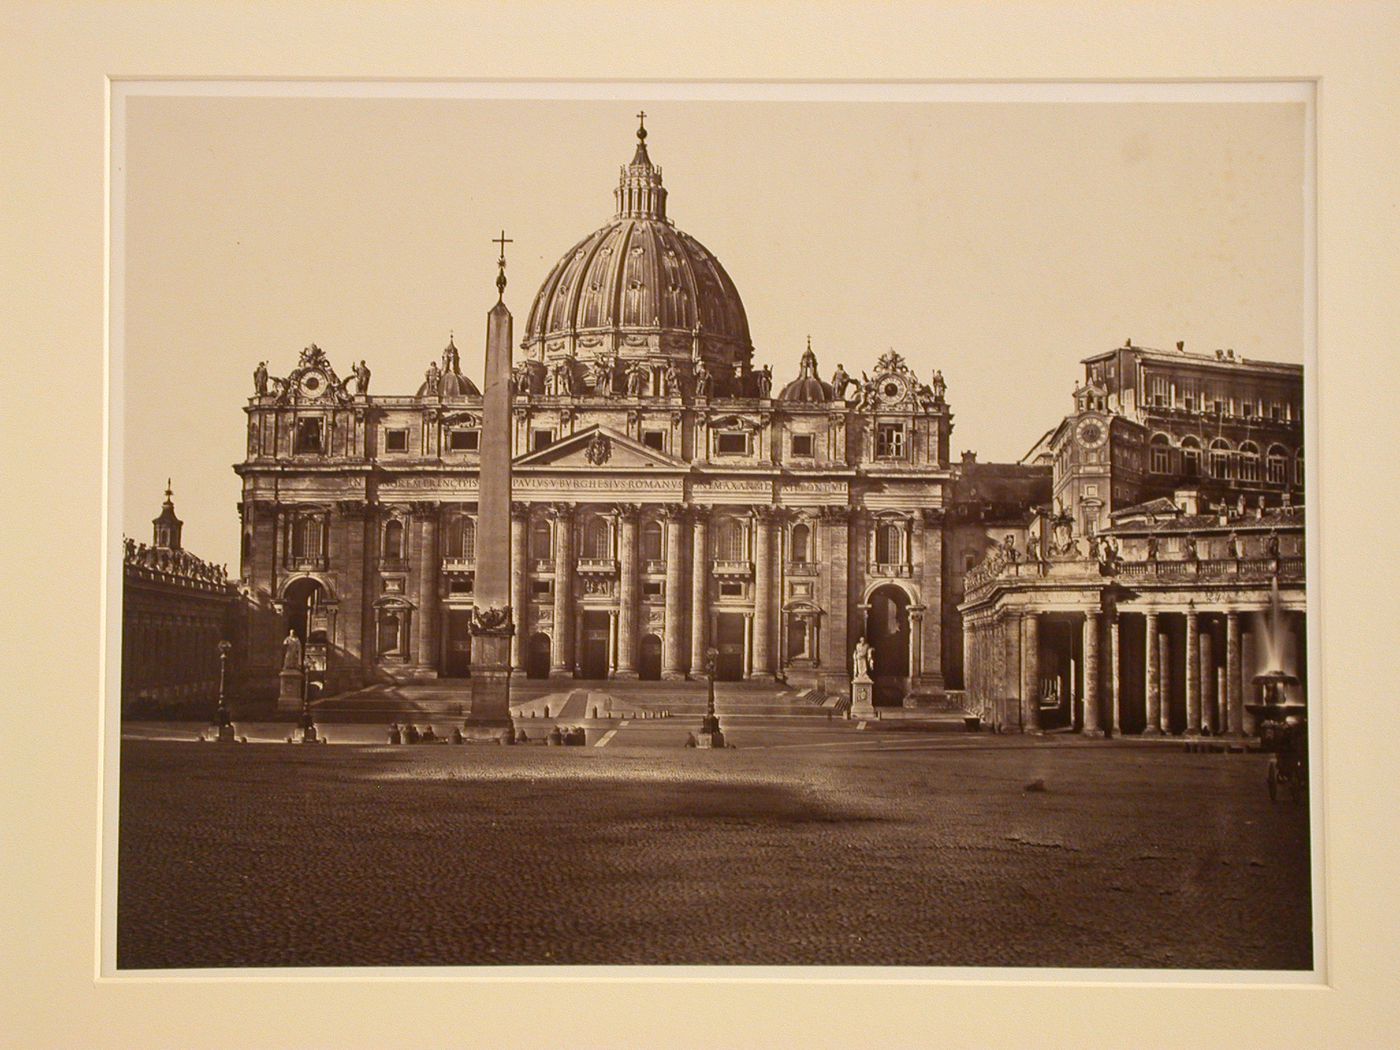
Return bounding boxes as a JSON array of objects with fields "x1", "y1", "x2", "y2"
[
  {"x1": 580, "y1": 610, "x2": 610, "y2": 680},
  {"x1": 283, "y1": 577, "x2": 327, "y2": 642},
  {"x1": 865, "y1": 585, "x2": 910, "y2": 704},
  {"x1": 638, "y1": 634, "x2": 662, "y2": 681},
  {"x1": 526, "y1": 633, "x2": 551, "y2": 679},
  {"x1": 443, "y1": 609, "x2": 472, "y2": 677},
  {"x1": 715, "y1": 614, "x2": 745, "y2": 681}
]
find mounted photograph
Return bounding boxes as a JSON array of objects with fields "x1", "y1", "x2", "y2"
[{"x1": 106, "y1": 84, "x2": 1315, "y2": 975}]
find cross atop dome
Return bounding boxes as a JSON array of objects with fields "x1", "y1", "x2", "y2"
[{"x1": 617, "y1": 113, "x2": 667, "y2": 220}]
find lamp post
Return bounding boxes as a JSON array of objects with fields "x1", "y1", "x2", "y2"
[
  {"x1": 216, "y1": 640, "x2": 232, "y2": 718},
  {"x1": 299, "y1": 645, "x2": 320, "y2": 743},
  {"x1": 697, "y1": 645, "x2": 724, "y2": 748}
]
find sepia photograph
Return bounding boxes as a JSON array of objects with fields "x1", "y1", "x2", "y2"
[{"x1": 108, "y1": 84, "x2": 1317, "y2": 976}]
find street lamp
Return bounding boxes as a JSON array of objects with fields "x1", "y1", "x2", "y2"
[
  {"x1": 698, "y1": 645, "x2": 724, "y2": 748},
  {"x1": 214, "y1": 639, "x2": 234, "y2": 742}
]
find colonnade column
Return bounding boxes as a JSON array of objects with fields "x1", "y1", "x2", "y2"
[
  {"x1": 1109, "y1": 614, "x2": 1122, "y2": 736},
  {"x1": 509, "y1": 504, "x2": 528, "y2": 672},
  {"x1": 549, "y1": 503, "x2": 575, "y2": 677},
  {"x1": 1083, "y1": 610, "x2": 1103, "y2": 737},
  {"x1": 615, "y1": 504, "x2": 639, "y2": 678},
  {"x1": 1185, "y1": 605, "x2": 1201, "y2": 734},
  {"x1": 742, "y1": 612, "x2": 754, "y2": 678},
  {"x1": 689, "y1": 510, "x2": 709, "y2": 677},
  {"x1": 661, "y1": 507, "x2": 687, "y2": 680},
  {"x1": 962, "y1": 617, "x2": 975, "y2": 705},
  {"x1": 1226, "y1": 610, "x2": 1243, "y2": 736},
  {"x1": 751, "y1": 508, "x2": 775, "y2": 680},
  {"x1": 1144, "y1": 610, "x2": 1162, "y2": 735},
  {"x1": 1200, "y1": 627, "x2": 1216, "y2": 733},
  {"x1": 1158, "y1": 629, "x2": 1172, "y2": 734},
  {"x1": 1020, "y1": 612, "x2": 1040, "y2": 733}
]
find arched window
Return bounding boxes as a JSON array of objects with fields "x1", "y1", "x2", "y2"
[
  {"x1": 293, "y1": 512, "x2": 324, "y2": 560},
  {"x1": 1180, "y1": 436, "x2": 1202, "y2": 477},
  {"x1": 1238, "y1": 441, "x2": 1261, "y2": 483},
  {"x1": 583, "y1": 517, "x2": 611, "y2": 559},
  {"x1": 715, "y1": 518, "x2": 745, "y2": 561},
  {"x1": 529, "y1": 518, "x2": 552, "y2": 561},
  {"x1": 875, "y1": 521, "x2": 902, "y2": 564},
  {"x1": 1294, "y1": 448, "x2": 1304, "y2": 487},
  {"x1": 382, "y1": 518, "x2": 404, "y2": 560},
  {"x1": 1149, "y1": 434, "x2": 1172, "y2": 474},
  {"x1": 1208, "y1": 438, "x2": 1233, "y2": 479},
  {"x1": 641, "y1": 520, "x2": 663, "y2": 561},
  {"x1": 446, "y1": 517, "x2": 476, "y2": 560},
  {"x1": 790, "y1": 522, "x2": 810, "y2": 564},
  {"x1": 1266, "y1": 444, "x2": 1288, "y2": 485},
  {"x1": 241, "y1": 531, "x2": 251, "y2": 564}
]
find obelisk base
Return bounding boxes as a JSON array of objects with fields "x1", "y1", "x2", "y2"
[{"x1": 464, "y1": 632, "x2": 514, "y2": 743}]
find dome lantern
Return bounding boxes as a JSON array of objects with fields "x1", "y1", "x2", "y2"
[{"x1": 614, "y1": 111, "x2": 668, "y2": 222}]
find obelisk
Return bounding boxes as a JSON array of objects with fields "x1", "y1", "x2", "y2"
[{"x1": 464, "y1": 232, "x2": 517, "y2": 740}]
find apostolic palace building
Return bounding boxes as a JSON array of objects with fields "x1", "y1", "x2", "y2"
[{"x1": 227, "y1": 117, "x2": 1308, "y2": 731}]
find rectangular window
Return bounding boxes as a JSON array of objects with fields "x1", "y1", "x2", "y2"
[
  {"x1": 715, "y1": 432, "x2": 748, "y2": 455},
  {"x1": 876, "y1": 423, "x2": 906, "y2": 458},
  {"x1": 790, "y1": 433, "x2": 814, "y2": 457},
  {"x1": 449, "y1": 429, "x2": 479, "y2": 452},
  {"x1": 642, "y1": 580, "x2": 663, "y2": 598},
  {"x1": 642, "y1": 430, "x2": 665, "y2": 451},
  {"x1": 293, "y1": 418, "x2": 323, "y2": 454},
  {"x1": 448, "y1": 577, "x2": 473, "y2": 595},
  {"x1": 530, "y1": 579, "x2": 552, "y2": 597},
  {"x1": 719, "y1": 581, "x2": 743, "y2": 597},
  {"x1": 531, "y1": 429, "x2": 554, "y2": 452},
  {"x1": 384, "y1": 428, "x2": 409, "y2": 453}
]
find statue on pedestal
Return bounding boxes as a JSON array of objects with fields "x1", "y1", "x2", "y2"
[
  {"x1": 852, "y1": 637, "x2": 875, "y2": 682},
  {"x1": 281, "y1": 629, "x2": 303, "y2": 671}
]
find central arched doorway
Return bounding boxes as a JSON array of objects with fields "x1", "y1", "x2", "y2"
[
  {"x1": 865, "y1": 584, "x2": 910, "y2": 705},
  {"x1": 638, "y1": 634, "x2": 662, "y2": 681},
  {"x1": 284, "y1": 577, "x2": 328, "y2": 642},
  {"x1": 525, "y1": 633, "x2": 551, "y2": 679}
]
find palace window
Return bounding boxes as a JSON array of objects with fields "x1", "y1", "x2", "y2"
[
  {"x1": 875, "y1": 521, "x2": 903, "y2": 564},
  {"x1": 790, "y1": 433, "x2": 814, "y2": 457},
  {"x1": 529, "y1": 519, "x2": 552, "y2": 560},
  {"x1": 715, "y1": 431, "x2": 749, "y2": 456},
  {"x1": 641, "y1": 520, "x2": 663, "y2": 561},
  {"x1": 642, "y1": 430, "x2": 666, "y2": 451},
  {"x1": 1239, "y1": 441, "x2": 1261, "y2": 483},
  {"x1": 1149, "y1": 434, "x2": 1172, "y2": 474},
  {"x1": 1208, "y1": 439, "x2": 1233, "y2": 479},
  {"x1": 790, "y1": 522, "x2": 811, "y2": 564},
  {"x1": 876, "y1": 422, "x2": 906, "y2": 459},
  {"x1": 294, "y1": 418, "x2": 324, "y2": 454},
  {"x1": 449, "y1": 429, "x2": 479, "y2": 452},
  {"x1": 1180, "y1": 436, "x2": 1202, "y2": 477},
  {"x1": 1295, "y1": 448, "x2": 1304, "y2": 486},
  {"x1": 643, "y1": 580, "x2": 663, "y2": 598},
  {"x1": 446, "y1": 517, "x2": 476, "y2": 560},
  {"x1": 582, "y1": 517, "x2": 612, "y2": 559},
  {"x1": 1267, "y1": 445, "x2": 1288, "y2": 485},
  {"x1": 531, "y1": 579, "x2": 552, "y2": 598},
  {"x1": 382, "y1": 519, "x2": 404, "y2": 561},
  {"x1": 531, "y1": 429, "x2": 554, "y2": 452},
  {"x1": 715, "y1": 518, "x2": 746, "y2": 561},
  {"x1": 384, "y1": 429, "x2": 409, "y2": 453}
]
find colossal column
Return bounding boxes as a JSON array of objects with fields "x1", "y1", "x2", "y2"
[
  {"x1": 414, "y1": 502, "x2": 440, "y2": 673},
  {"x1": 1226, "y1": 610, "x2": 1243, "y2": 736},
  {"x1": 1185, "y1": 605, "x2": 1201, "y2": 734},
  {"x1": 463, "y1": 241, "x2": 516, "y2": 735},
  {"x1": 1144, "y1": 611, "x2": 1162, "y2": 735},
  {"x1": 821, "y1": 506, "x2": 853, "y2": 694},
  {"x1": 509, "y1": 503, "x2": 529, "y2": 672},
  {"x1": 1083, "y1": 610, "x2": 1103, "y2": 737},
  {"x1": 661, "y1": 506, "x2": 687, "y2": 679},
  {"x1": 549, "y1": 503, "x2": 575, "y2": 678},
  {"x1": 689, "y1": 508, "x2": 709, "y2": 677},
  {"x1": 751, "y1": 508, "x2": 776, "y2": 679},
  {"x1": 616, "y1": 504, "x2": 640, "y2": 678},
  {"x1": 1158, "y1": 628, "x2": 1172, "y2": 734},
  {"x1": 1200, "y1": 627, "x2": 1216, "y2": 733},
  {"x1": 1109, "y1": 613, "x2": 1122, "y2": 736},
  {"x1": 1021, "y1": 612, "x2": 1040, "y2": 733}
]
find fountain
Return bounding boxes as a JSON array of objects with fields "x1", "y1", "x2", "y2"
[{"x1": 1246, "y1": 574, "x2": 1304, "y2": 729}]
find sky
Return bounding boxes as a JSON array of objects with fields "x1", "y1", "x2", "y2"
[{"x1": 120, "y1": 94, "x2": 1305, "y2": 569}]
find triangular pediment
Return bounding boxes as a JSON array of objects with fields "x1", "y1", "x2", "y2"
[{"x1": 513, "y1": 424, "x2": 689, "y2": 471}]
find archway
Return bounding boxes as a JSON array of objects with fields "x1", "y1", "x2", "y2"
[
  {"x1": 638, "y1": 634, "x2": 662, "y2": 681},
  {"x1": 579, "y1": 610, "x2": 611, "y2": 679},
  {"x1": 865, "y1": 584, "x2": 910, "y2": 704},
  {"x1": 283, "y1": 577, "x2": 328, "y2": 642},
  {"x1": 525, "y1": 633, "x2": 551, "y2": 679}
]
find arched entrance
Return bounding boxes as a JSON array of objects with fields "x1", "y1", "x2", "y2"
[
  {"x1": 284, "y1": 577, "x2": 329, "y2": 642},
  {"x1": 525, "y1": 633, "x2": 552, "y2": 679},
  {"x1": 865, "y1": 584, "x2": 910, "y2": 705},
  {"x1": 579, "y1": 610, "x2": 611, "y2": 679},
  {"x1": 638, "y1": 634, "x2": 662, "y2": 681}
]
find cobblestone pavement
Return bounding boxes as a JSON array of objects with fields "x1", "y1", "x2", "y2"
[{"x1": 117, "y1": 738, "x2": 1313, "y2": 970}]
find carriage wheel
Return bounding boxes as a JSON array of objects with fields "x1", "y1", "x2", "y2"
[{"x1": 1267, "y1": 761, "x2": 1279, "y2": 802}]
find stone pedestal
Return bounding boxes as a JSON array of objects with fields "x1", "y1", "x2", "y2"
[
  {"x1": 278, "y1": 669, "x2": 304, "y2": 713},
  {"x1": 215, "y1": 723, "x2": 237, "y2": 743},
  {"x1": 694, "y1": 713, "x2": 725, "y2": 749},
  {"x1": 850, "y1": 676, "x2": 877, "y2": 720},
  {"x1": 464, "y1": 630, "x2": 515, "y2": 743}
]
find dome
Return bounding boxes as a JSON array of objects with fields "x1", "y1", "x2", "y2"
[
  {"x1": 522, "y1": 118, "x2": 753, "y2": 371},
  {"x1": 417, "y1": 335, "x2": 480, "y2": 398},
  {"x1": 778, "y1": 341, "x2": 834, "y2": 403}
]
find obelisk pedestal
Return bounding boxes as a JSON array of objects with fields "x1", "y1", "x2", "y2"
[{"x1": 463, "y1": 237, "x2": 518, "y2": 743}]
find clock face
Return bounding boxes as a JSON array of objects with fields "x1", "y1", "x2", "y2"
[
  {"x1": 299, "y1": 370, "x2": 327, "y2": 398},
  {"x1": 878, "y1": 374, "x2": 909, "y2": 404},
  {"x1": 1076, "y1": 417, "x2": 1107, "y2": 449}
]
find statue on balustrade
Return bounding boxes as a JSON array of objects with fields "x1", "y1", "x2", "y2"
[
  {"x1": 1266, "y1": 530, "x2": 1280, "y2": 559},
  {"x1": 352, "y1": 359, "x2": 371, "y2": 395},
  {"x1": 1145, "y1": 534, "x2": 1158, "y2": 560},
  {"x1": 1182, "y1": 534, "x2": 1198, "y2": 561},
  {"x1": 755, "y1": 365, "x2": 773, "y2": 398},
  {"x1": 253, "y1": 360, "x2": 269, "y2": 396},
  {"x1": 625, "y1": 362, "x2": 647, "y2": 397},
  {"x1": 831, "y1": 362, "x2": 852, "y2": 400},
  {"x1": 692, "y1": 358, "x2": 712, "y2": 399}
]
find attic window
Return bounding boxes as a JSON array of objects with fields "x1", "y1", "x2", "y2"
[
  {"x1": 716, "y1": 431, "x2": 749, "y2": 455},
  {"x1": 384, "y1": 429, "x2": 409, "y2": 453},
  {"x1": 642, "y1": 430, "x2": 665, "y2": 451},
  {"x1": 790, "y1": 434, "x2": 814, "y2": 457},
  {"x1": 531, "y1": 429, "x2": 554, "y2": 452},
  {"x1": 449, "y1": 429, "x2": 479, "y2": 452},
  {"x1": 293, "y1": 418, "x2": 324, "y2": 454}
]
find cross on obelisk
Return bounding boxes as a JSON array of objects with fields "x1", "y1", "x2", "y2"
[{"x1": 464, "y1": 230, "x2": 517, "y2": 740}]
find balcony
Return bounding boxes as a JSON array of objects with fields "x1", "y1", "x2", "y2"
[
  {"x1": 870, "y1": 561, "x2": 913, "y2": 579},
  {"x1": 285, "y1": 556, "x2": 329, "y2": 572},
  {"x1": 712, "y1": 559, "x2": 753, "y2": 579},
  {"x1": 785, "y1": 561, "x2": 819, "y2": 577},
  {"x1": 441, "y1": 557, "x2": 476, "y2": 573},
  {"x1": 576, "y1": 558, "x2": 619, "y2": 576},
  {"x1": 644, "y1": 559, "x2": 667, "y2": 575}
]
